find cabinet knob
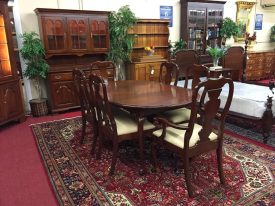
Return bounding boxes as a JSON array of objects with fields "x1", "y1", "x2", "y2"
[
  {"x1": 90, "y1": 32, "x2": 93, "y2": 39},
  {"x1": 55, "y1": 75, "x2": 61, "y2": 80}
]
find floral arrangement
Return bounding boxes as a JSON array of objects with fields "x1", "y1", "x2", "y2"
[
  {"x1": 245, "y1": 32, "x2": 256, "y2": 41},
  {"x1": 206, "y1": 46, "x2": 228, "y2": 58},
  {"x1": 144, "y1": 46, "x2": 155, "y2": 55}
]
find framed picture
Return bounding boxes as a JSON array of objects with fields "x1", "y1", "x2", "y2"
[
  {"x1": 255, "y1": 14, "x2": 263, "y2": 30},
  {"x1": 160, "y1": 6, "x2": 173, "y2": 27}
]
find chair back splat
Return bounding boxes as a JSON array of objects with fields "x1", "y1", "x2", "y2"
[{"x1": 152, "y1": 77, "x2": 234, "y2": 197}]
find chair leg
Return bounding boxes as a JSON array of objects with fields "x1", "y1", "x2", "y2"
[
  {"x1": 109, "y1": 142, "x2": 119, "y2": 175},
  {"x1": 96, "y1": 131, "x2": 103, "y2": 160},
  {"x1": 151, "y1": 140, "x2": 157, "y2": 172},
  {"x1": 91, "y1": 122, "x2": 98, "y2": 155},
  {"x1": 183, "y1": 157, "x2": 194, "y2": 197},
  {"x1": 80, "y1": 117, "x2": 87, "y2": 144},
  {"x1": 217, "y1": 147, "x2": 225, "y2": 184}
]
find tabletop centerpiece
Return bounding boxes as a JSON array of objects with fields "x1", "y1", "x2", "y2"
[{"x1": 206, "y1": 46, "x2": 227, "y2": 69}]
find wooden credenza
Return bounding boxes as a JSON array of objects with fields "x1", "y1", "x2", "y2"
[
  {"x1": 0, "y1": 0, "x2": 25, "y2": 125},
  {"x1": 246, "y1": 51, "x2": 275, "y2": 80},
  {"x1": 35, "y1": 8, "x2": 110, "y2": 112}
]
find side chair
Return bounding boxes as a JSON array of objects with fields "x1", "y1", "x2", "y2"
[
  {"x1": 89, "y1": 74, "x2": 156, "y2": 175},
  {"x1": 163, "y1": 64, "x2": 209, "y2": 124},
  {"x1": 159, "y1": 61, "x2": 179, "y2": 86},
  {"x1": 90, "y1": 61, "x2": 116, "y2": 81},
  {"x1": 73, "y1": 69, "x2": 98, "y2": 154},
  {"x1": 151, "y1": 77, "x2": 234, "y2": 197}
]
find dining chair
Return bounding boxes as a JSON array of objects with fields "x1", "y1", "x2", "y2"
[
  {"x1": 163, "y1": 64, "x2": 209, "y2": 124},
  {"x1": 159, "y1": 61, "x2": 180, "y2": 86},
  {"x1": 173, "y1": 49, "x2": 199, "y2": 79},
  {"x1": 89, "y1": 73, "x2": 155, "y2": 175},
  {"x1": 90, "y1": 61, "x2": 116, "y2": 81},
  {"x1": 220, "y1": 46, "x2": 246, "y2": 81},
  {"x1": 73, "y1": 69, "x2": 98, "y2": 154},
  {"x1": 151, "y1": 77, "x2": 234, "y2": 197}
]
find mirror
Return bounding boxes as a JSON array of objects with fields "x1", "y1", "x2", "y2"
[{"x1": 235, "y1": 1, "x2": 256, "y2": 41}]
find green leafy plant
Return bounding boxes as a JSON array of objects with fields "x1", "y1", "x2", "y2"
[
  {"x1": 220, "y1": 17, "x2": 240, "y2": 39},
  {"x1": 107, "y1": 5, "x2": 137, "y2": 79},
  {"x1": 270, "y1": 25, "x2": 275, "y2": 42},
  {"x1": 20, "y1": 32, "x2": 49, "y2": 99},
  {"x1": 206, "y1": 46, "x2": 227, "y2": 58},
  {"x1": 169, "y1": 38, "x2": 186, "y2": 58}
]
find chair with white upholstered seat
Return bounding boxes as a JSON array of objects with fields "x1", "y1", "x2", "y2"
[
  {"x1": 151, "y1": 77, "x2": 234, "y2": 197},
  {"x1": 163, "y1": 64, "x2": 209, "y2": 124},
  {"x1": 89, "y1": 74, "x2": 155, "y2": 175}
]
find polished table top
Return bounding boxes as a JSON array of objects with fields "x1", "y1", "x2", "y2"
[{"x1": 106, "y1": 80, "x2": 193, "y2": 110}]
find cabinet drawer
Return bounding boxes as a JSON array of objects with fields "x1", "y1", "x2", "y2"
[{"x1": 49, "y1": 72, "x2": 73, "y2": 82}]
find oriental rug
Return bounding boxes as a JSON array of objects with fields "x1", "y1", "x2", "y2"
[{"x1": 31, "y1": 117, "x2": 275, "y2": 206}]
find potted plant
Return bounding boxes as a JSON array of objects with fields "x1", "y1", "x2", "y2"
[
  {"x1": 20, "y1": 31, "x2": 49, "y2": 116},
  {"x1": 107, "y1": 5, "x2": 137, "y2": 80},
  {"x1": 270, "y1": 25, "x2": 275, "y2": 42},
  {"x1": 169, "y1": 38, "x2": 186, "y2": 59},
  {"x1": 219, "y1": 17, "x2": 240, "y2": 45},
  {"x1": 206, "y1": 46, "x2": 228, "y2": 68}
]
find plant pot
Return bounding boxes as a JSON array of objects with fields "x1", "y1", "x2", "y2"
[{"x1": 29, "y1": 98, "x2": 48, "y2": 117}]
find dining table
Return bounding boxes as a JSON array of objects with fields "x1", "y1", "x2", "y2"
[{"x1": 106, "y1": 80, "x2": 193, "y2": 174}]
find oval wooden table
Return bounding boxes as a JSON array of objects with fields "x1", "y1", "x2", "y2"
[{"x1": 106, "y1": 80, "x2": 193, "y2": 174}]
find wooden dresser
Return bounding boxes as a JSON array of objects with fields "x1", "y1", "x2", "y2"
[
  {"x1": 0, "y1": 0, "x2": 25, "y2": 125},
  {"x1": 126, "y1": 19, "x2": 169, "y2": 81},
  {"x1": 246, "y1": 50, "x2": 275, "y2": 80},
  {"x1": 35, "y1": 8, "x2": 110, "y2": 112}
]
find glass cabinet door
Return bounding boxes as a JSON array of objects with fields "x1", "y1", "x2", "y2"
[
  {"x1": 42, "y1": 17, "x2": 67, "y2": 53},
  {"x1": 90, "y1": 18, "x2": 109, "y2": 51},
  {"x1": 0, "y1": 14, "x2": 12, "y2": 80},
  {"x1": 187, "y1": 7, "x2": 206, "y2": 52},
  {"x1": 207, "y1": 9, "x2": 223, "y2": 48},
  {"x1": 67, "y1": 17, "x2": 89, "y2": 51}
]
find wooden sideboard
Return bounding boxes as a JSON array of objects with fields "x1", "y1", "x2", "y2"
[
  {"x1": 35, "y1": 8, "x2": 110, "y2": 112},
  {"x1": 246, "y1": 51, "x2": 275, "y2": 81}
]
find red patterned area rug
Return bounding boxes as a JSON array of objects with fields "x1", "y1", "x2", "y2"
[{"x1": 31, "y1": 117, "x2": 275, "y2": 206}]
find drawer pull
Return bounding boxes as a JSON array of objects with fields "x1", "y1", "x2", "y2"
[{"x1": 55, "y1": 75, "x2": 61, "y2": 80}]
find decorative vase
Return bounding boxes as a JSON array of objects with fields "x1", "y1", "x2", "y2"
[
  {"x1": 212, "y1": 57, "x2": 220, "y2": 67},
  {"x1": 146, "y1": 49, "x2": 155, "y2": 56}
]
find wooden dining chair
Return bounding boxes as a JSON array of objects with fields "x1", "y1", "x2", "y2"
[
  {"x1": 151, "y1": 77, "x2": 234, "y2": 197},
  {"x1": 73, "y1": 69, "x2": 98, "y2": 154},
  {"x1": 159, "y1": 62, "x2": 180, "y2": 86},
  {"x1": 163, "y1": 64, "x2": 209, "y2": 124},
  {"x1": 89, "y1": 73, "x2": 155, "y2": 175},
  {"x1": 173, "y1": 49, "x2": 199, "y2": 79},
  {"x1": 90, "y1": 61, "x2": 116, "y2": 81}
]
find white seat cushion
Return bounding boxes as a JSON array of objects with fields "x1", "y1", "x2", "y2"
[
  {"x1": 114, "y1": 110, "x2": 155, "y2": 136},
  {"x1": 163, "y1": 108, "x2": 192, "y2": 124},
  {"x1": 153, "y1": 123, "x2": 217, "y2": 148}
]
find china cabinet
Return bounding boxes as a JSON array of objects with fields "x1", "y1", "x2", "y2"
[
  {"x1": 0, "y1": 0, "x2": 25, "y2": 125},
  {"x1": 127, "y1": 19, "x2": 169, "y2": 81},
  {"x1": 35, "y1": 8, "x2": 110, "y2": 112},
  {"x1": 180, "y1": 0, "x2": 226, "y2": 54}
]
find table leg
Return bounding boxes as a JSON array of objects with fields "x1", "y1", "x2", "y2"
[{"x1": 137, "y1": 116, "x2": 145, "y2": 175}]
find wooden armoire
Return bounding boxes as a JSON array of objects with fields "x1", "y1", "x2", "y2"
[{"x1": 0, "y1": 0, "x2": 25, "y2": 126}]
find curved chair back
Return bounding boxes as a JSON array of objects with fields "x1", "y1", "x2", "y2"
[
  {"x1": 221, "y1": 46, "x2": 245, "y2": 81},
  {"x1": 174, "y1": 50, "x2": 199, "y2": 78},
  {"x1": 159, "y1": 62, "x2": 179, "y2": 86},
  {"x1": 90, "y1": 61, "x2": 116, "y2": 81}
]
